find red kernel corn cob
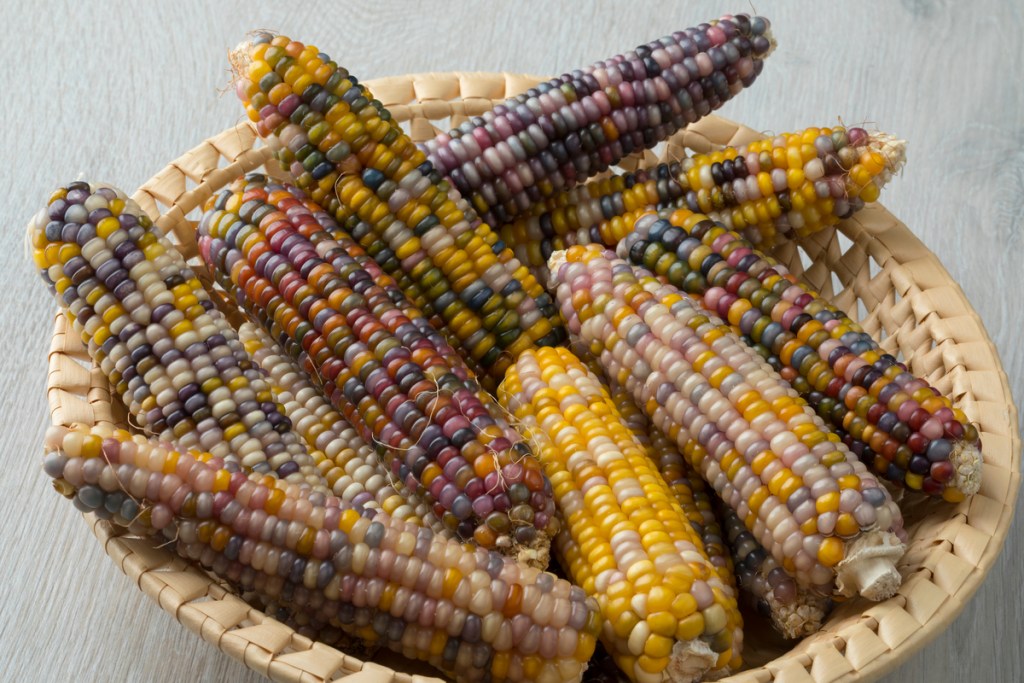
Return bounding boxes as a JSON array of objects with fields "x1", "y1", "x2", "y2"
[
  {"x1": 44, "y1": 423, "x2": 602, "y2": 683},
  {"x1": 551, "y1": 245, "x2": 907, "y2": 601},
  {"x1": 28, "y1": 182, "x2": 324, "y2": 487},
  {"x1": 422, "y1": 15, "x2": 776, "y2": 227},
  {"x1": 620, "y1": 211, "x2": 982, "y2": 499},
  {"x1": 500, "y1": 346, "x2": 743, "y2": 682},
  {"x1": 198, "y1": 176, "x2": 558, "y2": 562},
  {"x1": 233, "y1": 33, "x2": 564, "y2": 384}
]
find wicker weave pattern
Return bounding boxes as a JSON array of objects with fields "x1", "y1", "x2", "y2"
[{"x1": 43, "y1": 72, "x2": 1020, "y2": 683}]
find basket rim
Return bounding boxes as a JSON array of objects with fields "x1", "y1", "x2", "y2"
[{"x1": 42, "y1": 69, "x2": 1021, "y2": 683}]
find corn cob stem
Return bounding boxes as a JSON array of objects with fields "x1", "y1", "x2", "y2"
[
  {"x1": 551, "y1": 245, "x2": 906, "y2": 601},
  {"x1": 44, "y1": 423, "x2": 601, "y2": 683},
  {"x1": 501, "y1": 346, "x2": 743, "y2": 682},
  {"x1": 422, "y1": 14, "x2": 776, "y2": 227},
  {"x1": 234, "y1": 34, "x2": 564, "y2": 385},
  {"x1": 28, "y1": 182, "x2": 325, "y2": 488},
  {"x1": 620, "y1": 211, "x2": 982, "y2": 499},
  {"x1": 199, "y1": 176, "x2": 558, "y2": 561}
]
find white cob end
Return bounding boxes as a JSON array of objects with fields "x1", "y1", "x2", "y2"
[
  {"x1": 229, "y1": 41, "x2": 255, "y2": 81},
  {"x1": 835, "y1": 530, "x2": 905, "y2": 601},
  {"x1": 870, "y1": 132, "x2": 908, "y2": 187},
  {"x1": 951, "y1": 440, "x2": 983, "y2": 496},
  {"x1": 665, "y1": 638, "x2": 718, "y2": 683},
  {"x1": 513, "y1": 534, "x2": 551, "y2": 570},
  {"x1": 547, "y1": 249, "x2": 568, "y2": 277},
  {"x1": 766, "y1": 590, "x2": 831, "y2": 640},
  {"x1": 761, "y1": 25, "x2": 778, "y2": 58}
]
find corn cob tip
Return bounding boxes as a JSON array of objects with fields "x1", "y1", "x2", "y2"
[
  {"x1": 758, "y1": 23, "x2": 778, "y2": 58},
  {"x1": 834, "y1": 531, "x2": 905, "y2": 601},
  {"x1": 547, "y1": 249, "x2": 568, "y2": 276},
  {"x1": 228, "y1": 41, "x2": 254, "y2": 82},
  {"x1": 870, "y1": 132, "x2": 908, "y2": 182},
  {"x1": 666, "y1": 639, "x2": 718, "y2": 683},
  {"x1": 512, "y1": 534, "x2": 551, "y2": 570},
  {"x1": 951, "y1": 440, "x2": 982, "y2": 496},
  {"x1": 716, "y1": 14, "x2": 776, "y2": 58},
  {"x1": 765, "y1": 592, "x2": 831, "y2": 640},
  {"x1": 228, "y1": 32, "x2": 275, "y2": 88}
]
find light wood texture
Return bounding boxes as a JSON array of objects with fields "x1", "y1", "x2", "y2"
[{"x1": 2, "y1": 1, "x2": 1022, "y2": 682}]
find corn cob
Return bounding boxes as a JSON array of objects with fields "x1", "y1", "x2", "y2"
[
  {"x1": 500, "y1": 346, "x2": 743, "y2": 682},
  {"x1": 552, "y1": 245, "x2": 907, "y2": 601},
  {"x1": 500, "y1": 126, "x2": 905, "y2": 279},
  {"x1": 28, "y1": 182, "x2": 325, "y2": 488},
  {"x1": 620, "y1": 211, "x2": 982, "y2": 499},
  {"x1": 670, "y1": 126, "x2": 904, "y2": 246},
  {"x1": 421, "y1": 15, "x2": 776, "y2": 228},
  {"x1": 233, "y1": 34, "x2": 564, "y2": 385},
  {"x1": 499, "y1": 174, "x2": 658, "y2": 287},
  {"x1": 44, "y1": 423, "x2": 602, "y2": 683},
  {"x1": 258, "y1": 597, "x2": 367, "y2": 657},
  {"x1": 198, "y1": 176, "x2": 558, "y2": 561},
  {"x1": 239, "y1": 321, "x2": 445, "y2": 534},
  {"x1": 719, "y1": 502, "x2": 830, "y2": 639}
]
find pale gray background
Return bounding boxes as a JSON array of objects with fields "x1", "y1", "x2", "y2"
[{"x1": 2, "y1": 1, "x2": 1021, "y2": 681}]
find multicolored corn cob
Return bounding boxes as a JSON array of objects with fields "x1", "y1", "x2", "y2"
[
  {"x1": 720, "y1": 503, "x2": 830, "y2": 639},
  {"x1": 28, "y1": 182, "x2": 324, "y2": 487},
  {"x1": 239, "y1": 322, "x2": 444, "y2": 534},
  {"x1": 500, "y1": 126, "x2": 905, "y2": 279},
  {"x1": 421, "y1": 15, "x2": 776, "y2": 227},
  {"x1": 499, "y1": 172, "x2": 661, "y2": 287},
  {"x1": 669, "y1": 126, "x2": 904, "y2": 246},
  {"x1": 44, "y1": 423, "x2": 602, "y2": 683},
  {"x1": 500, "y1": 346, "x2": 743, "y2": 682},
  {"x1": 233, "y1": 33, "x2": 564, "y2": 385},
  {"x1": 198, "y1": 176, "x2": 558, "y2": 561},
  {"x1": 551, "y1": 245, "x2": 907, "y2": 601},
  {"x1": 621, "y1": 211, "x2": 982, "y2": 499}
]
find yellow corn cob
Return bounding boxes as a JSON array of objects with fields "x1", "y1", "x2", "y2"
[
  {"x1": 500, "y1": 346, "x2": 743, "y2": 682},
  {"x1": 607, "y1": 380, "x2": 735, "y2": 589}
]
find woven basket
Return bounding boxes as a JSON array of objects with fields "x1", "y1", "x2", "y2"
[{"x1": 44, "y1": 72, "x2": 1020, "y2": 683}]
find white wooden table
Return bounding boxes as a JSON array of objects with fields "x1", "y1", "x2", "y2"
[{"x1": 2, "y1": 1, "x2": 1021, "y2": 681}]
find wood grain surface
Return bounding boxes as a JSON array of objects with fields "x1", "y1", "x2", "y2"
[{"x1": 1, "y1": 1, "x2": 1021, "y2": 681}]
